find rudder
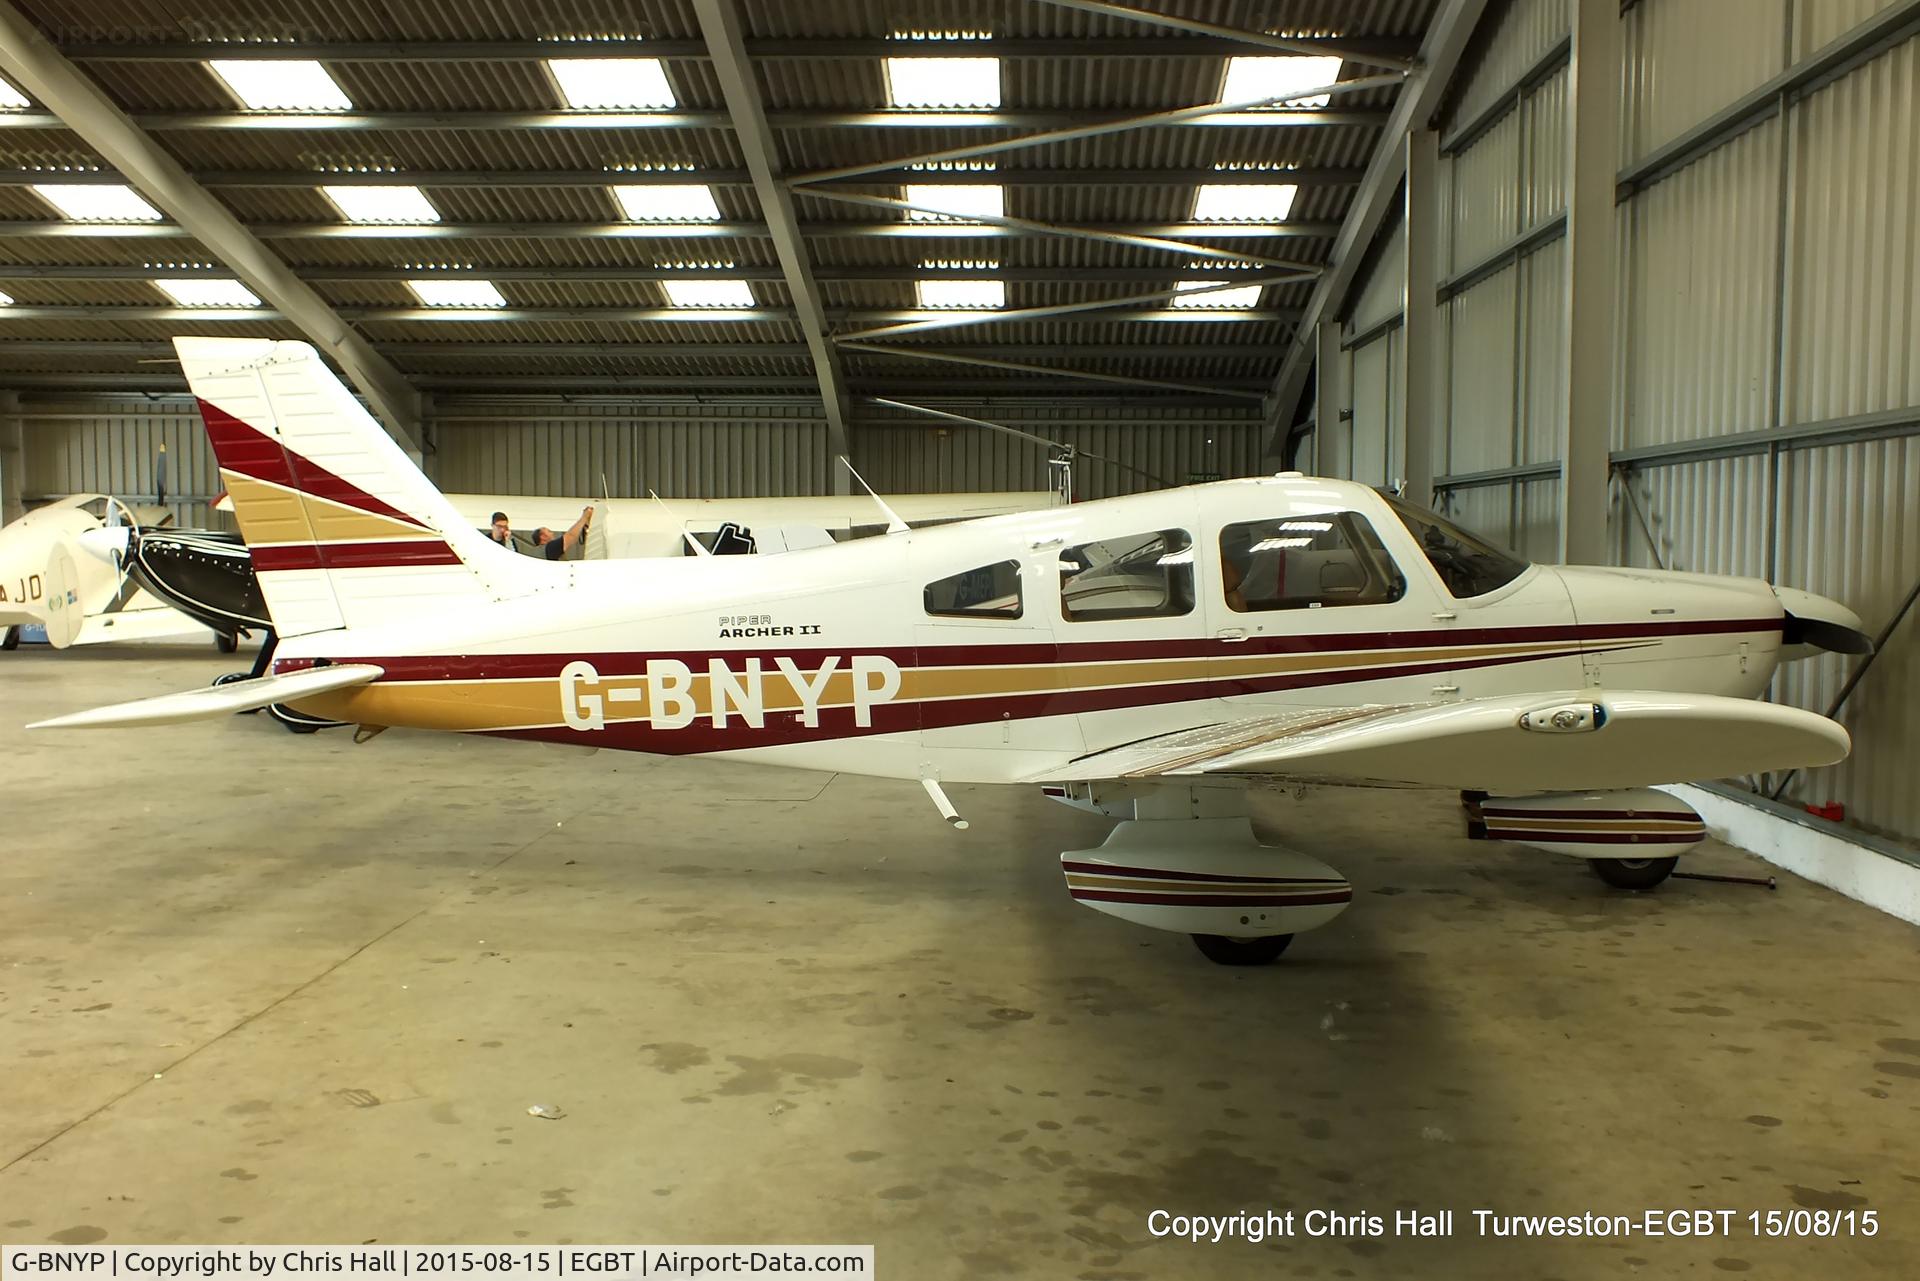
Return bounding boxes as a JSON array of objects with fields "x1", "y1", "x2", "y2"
[{"x1": 177, "y1": 337, "x2": 529, "y2": 636}]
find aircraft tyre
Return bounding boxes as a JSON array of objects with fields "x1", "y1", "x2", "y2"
[
  {"x1": 1, "y1": 625, "x2": 17, "y2": 650},
  {"x1": 1191, "y1": 933, "x2": 1294, "y2": 966},
  {"x1": 1589, "y1": 856, "x2": 1679, "y2": 891},
  {"x1": 212, "y1": 669, "x2": 264, "y2": 713},
  {"x1": 267, "y1": 702, "x2": 343, "y2": 734}
]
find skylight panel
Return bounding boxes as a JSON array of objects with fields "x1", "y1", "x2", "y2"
[
  {"x1": 208, "y1": 60, "x2": 353, "y2": 111},
  {"x1": 1218, "y1": 55, "x2": 1345, "y2": 109},
  {"x1": 549, "y1": 58, "x2": 676, "y2": 109},
  {"x1": 884, "y1": 57, "x2": 1001, "y2": 109},
  {"x1": 1170, "y1": 279, "x2": 1263, "y2": 309},
  {"x1": 408, "y1": 280, "x2": 506, "y2": 308},
  {"x1": 916, "y1": 277, "x2": 1004, "y2": 309},
  {"x1": 0, "y1": 77, "x2": 28, "y2": 108},
  {"x1": 614, "y1": 184, "x2": 722, "y2": 222},
  {"x1": 322, "y1": 185, "x2": 440, "y2": 224},
  {"x1": 1192, "y1": 183, "x2": 1298, "y2": 222},
  {"x1": 663, "y1": 279, "x2": 755, "y2": 309},
  {"x1": 155, "y1": 279, "x2": 262, "y2": 307},
  {"x1": 903, "y1": 184, "x2": 1004, "y2": 223},
  {"x1": 33, "y1": 183, "x2": 162, "y2": 222}
]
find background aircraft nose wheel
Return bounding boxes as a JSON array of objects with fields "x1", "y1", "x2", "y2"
[
  {"x1": 1589, "y1": 856, "x2": 1679, "y2": 891},
  {"x1": 1191, "y1": 933, "x2": 1294, "y2": 966},
  {"x1": 1, "y1": 625, "x2": 17, "y2": 650}
]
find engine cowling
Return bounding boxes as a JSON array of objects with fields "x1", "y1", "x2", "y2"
[{"x1": 1465, "y1": 788, "x2": 1706, "y2": 859}]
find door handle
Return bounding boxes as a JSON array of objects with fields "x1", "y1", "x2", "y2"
[{"x1": 1215, "y1": 628, "x2": 1248, "y2": 643}]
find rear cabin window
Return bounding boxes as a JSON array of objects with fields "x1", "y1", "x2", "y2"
[
  {"x1": 1219, "y1": 513, "x2": 1405, "y2": 612},
  {"x1": 1060, "y1": 529, "x2": 1195, "y2": 621},
  {"x1": 925, "y1": 560, "x2": 1023, "y2": 619}
]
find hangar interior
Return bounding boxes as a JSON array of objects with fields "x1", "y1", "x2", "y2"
[{"x1": 3, "y1": 0, "x2": 1919, "y2": 1274}]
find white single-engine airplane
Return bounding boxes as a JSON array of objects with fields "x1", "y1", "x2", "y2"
[
  {"x1": 0, "y1": 492, "x2": 216, "y2": 650},
  {"x1": 33, "y1": 338, "x2": 1873, "y2": 964}
]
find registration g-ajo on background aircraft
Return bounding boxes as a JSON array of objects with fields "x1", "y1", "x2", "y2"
[{"x1": 32, "y1": 338, "x2": 1874, "y2": 965}]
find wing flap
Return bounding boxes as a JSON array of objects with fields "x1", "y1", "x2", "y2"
[
  {"x1": 1030, "y1": 691, "x2": 1851, "y2": 792},
  {"x1": 29, "y1": 663, "x2": 383, "y2": 730}
]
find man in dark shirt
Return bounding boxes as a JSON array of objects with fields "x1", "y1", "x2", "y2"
[{"x1": 532, "y1": 506, "x2": 593, "y2": 561}]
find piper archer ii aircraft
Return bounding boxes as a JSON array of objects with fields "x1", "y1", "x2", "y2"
[{"x1": 31, "y1": 337, "x2": 1873, "y2": 965}]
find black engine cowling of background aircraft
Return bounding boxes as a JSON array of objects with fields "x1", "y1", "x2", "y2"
[
  {"x1": 127, "y1": 527, "x2": 345, "y2": 734},
  {"x1": 125, "y1": 527, "x2": 268, "y2": 637}
]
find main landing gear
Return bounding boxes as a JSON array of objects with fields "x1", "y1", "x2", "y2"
[
  {"x1": 1046, "y1": 782, "x2": 1352, "y2": 966},
  {"x1": 1588, "y1": 856, "x2": 1680, "y2": 891},
  {"x1": 1464, "y1": 789, "x2": 1703, "y2": 893},
  {"x1": 211, "y1": 631, "x2": 347, "y2": 734},
  {"x1": 1191, "y1": 933, "x2": 1295, "y2": 966}
]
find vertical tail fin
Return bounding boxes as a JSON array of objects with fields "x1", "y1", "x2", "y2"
[{"x1": 177, "y1": 337, "x2": 527, "y2": 637}]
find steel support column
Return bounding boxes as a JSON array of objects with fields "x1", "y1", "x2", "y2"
[
  {"x1": 690, "y1": 0, "x2": 852, "y2": 492},
  {"x1": 0, "y1": 391, "x2": 22, "y2": 526},
  {"x1": 1559, "y1": 0, "x2": 1622, "y2": 564},
  {"x1": 1400, "y1": 128, "x2": 1441, "y2": 507},
  {"x1": 0, "y1": 4, "x2": 423, "y2": 457},
  {"x1": 1313, "y1": 320, "x2": 1343, "y2": 476}
]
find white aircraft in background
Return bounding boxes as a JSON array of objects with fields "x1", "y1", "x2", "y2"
[
  {"x1": 33, "y1": 338, "x2": 1873, "y2": 966},
  {"x1": 0, "y1": 492, "x2": 217, "y2": 650},
  {"x1": 436, "y1": 491, "x2": 1057, "y2": 559}
]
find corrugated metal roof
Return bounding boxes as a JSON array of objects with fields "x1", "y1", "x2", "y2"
[{"x1": 0, "y1": 0, "x2": 1439, "y2": 399}]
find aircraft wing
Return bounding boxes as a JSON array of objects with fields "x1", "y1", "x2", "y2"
[
  {"x1": 1025, "y1": 690, "x2": 1850, "y2": 793},
  {"x1": 29, "y1": 663, "x2": 383, "y2": 730}
]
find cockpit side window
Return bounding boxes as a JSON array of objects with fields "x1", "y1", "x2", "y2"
[
  {"x1": 925, "y1": 560, "x2": 1023, "y2": 619},
  {"x1": 1382, "y1": 496, "x2": 1530, "y2": 598},
  {"x1": 1218, "y1": 513, "x2": 1405, "y2": 612},
  {"x1": 1060, "y1": 529, "x2": 1194, "y2": 621}
]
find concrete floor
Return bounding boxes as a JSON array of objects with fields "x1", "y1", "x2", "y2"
[{"x1": 4, "y1": 645, "x2": 1918, "y2": 1279}]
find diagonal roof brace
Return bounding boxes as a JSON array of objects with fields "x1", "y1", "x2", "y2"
[
  {"x1": 0, "y1": 3, "x2": 424, "y2": 458},
  {"x1": 691, "y1": 0, "x2": 852, "y2": 493},
  {"x1": 1261, "y1": 0, "x2": 1491, "y2": 453}
]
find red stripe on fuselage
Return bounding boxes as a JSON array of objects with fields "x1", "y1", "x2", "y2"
[
  {"x1": 444, "y1": 648, "x2": 1573, "y2": 756},
  {"x1": 275, "y1": 616, "x2": 1775, "y2": 683}
]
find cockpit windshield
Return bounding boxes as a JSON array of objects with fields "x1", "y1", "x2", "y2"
[{"x1": 1382, "y1": 496, "x2": 1531, "y2": 598}]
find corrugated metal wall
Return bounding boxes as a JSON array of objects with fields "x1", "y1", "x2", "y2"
[
  {"x1": 854, "y1": 404, "x2": 1268, "y2": 500},
  {"x1": 430, "y1": 403, "x2": 833, "y2": 498},
  {"x1": 1433, "y1": 0, "x2": 1570, "y2": 551},
  {"x1": 1614, "y1": 2, "x2": 1920, "y2": 844},
  {"x1": 1332, "y1": 219, "x2": 1406, "y2": 487},
  {"x1": 12, "y1": 395, "x2": 1269, "y2": 511},
  {"x1": 1369, "y1": 0, "x2": 1920, "y2": 848},
  {"x1": 20, "y1": 398, "x2": 228, "y2": 530}
]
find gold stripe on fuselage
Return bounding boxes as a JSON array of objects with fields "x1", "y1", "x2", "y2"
[{"x1": 288, "y1": 636, "x2": 1602, "y2": 734}]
